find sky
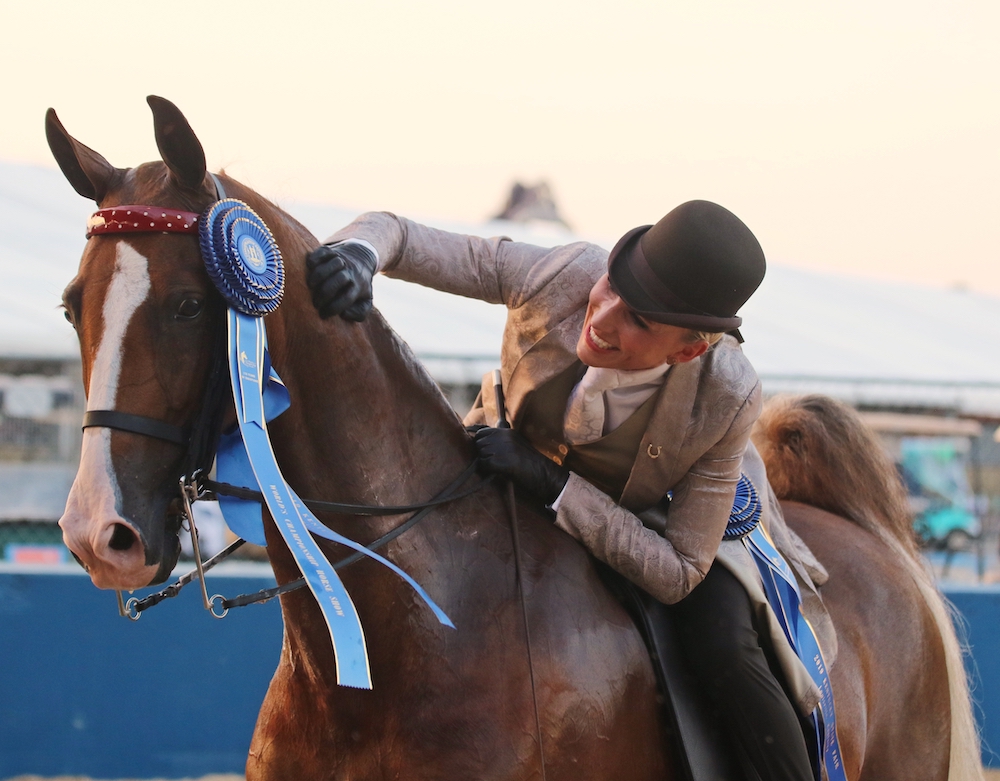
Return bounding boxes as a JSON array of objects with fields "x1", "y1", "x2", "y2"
[{"x1": 2, "y1": 0, "x2": 998, "y2": 294}]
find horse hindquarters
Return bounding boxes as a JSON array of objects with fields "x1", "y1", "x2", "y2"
[{"x1": 784, "y1": 503, "x2": 953, "y2": 781}]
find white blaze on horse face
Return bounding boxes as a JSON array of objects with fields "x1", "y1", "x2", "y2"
[
  {"x1": 89, "y1": 242, "x2": 151, "y2": 410},
  {"x1": 60, "y1": 242, "x2": 158, "y2": 589}
]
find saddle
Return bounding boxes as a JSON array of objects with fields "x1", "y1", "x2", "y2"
[
  {"x1": 602, "y1": 470, "x2": 837, "y2": 781},
  {"x1": 597, "y1": 563, "x2": 743, "y2": 781}
]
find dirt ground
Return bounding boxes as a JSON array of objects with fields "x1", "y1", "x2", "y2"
[{"x1": 5, "y1": 773, "x2": 1000, "y2": 780}]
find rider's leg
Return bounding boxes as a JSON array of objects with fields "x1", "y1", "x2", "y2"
[{"x1": 671, "y1": 560, "x2": 815, "y2": 781}]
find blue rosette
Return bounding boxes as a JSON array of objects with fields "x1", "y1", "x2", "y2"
[
  {"x1": 723, "y1": 473, "x2": 762, "y2": 539},
  {"x1": 199, "y1": 199, "x2": 284, "y2": 316}
]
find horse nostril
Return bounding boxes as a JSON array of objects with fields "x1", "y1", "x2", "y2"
[
  {"x1": 108, "y1": 523, "x2": 137, "y2": 552},
  {"x1": 70, "y1": 550, "x2": 89, "y2": 572}
]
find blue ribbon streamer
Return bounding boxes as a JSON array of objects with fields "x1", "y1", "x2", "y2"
[
  {"x1": 743, "y1": 521, "x2": 847, "y2": 781},
  {"x1": 221, "y1": 310, "x2": 453, "y2": 689},
  {"x1": 215, "y1": 362, "x2": 288, "y2": 546},
  {"x1": 199, "y1": 198, "x2": 451, "y2": 688}
]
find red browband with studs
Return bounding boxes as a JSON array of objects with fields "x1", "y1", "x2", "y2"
[{"x1": 86, "y1": 205, "x2": 200, "y2": 238}]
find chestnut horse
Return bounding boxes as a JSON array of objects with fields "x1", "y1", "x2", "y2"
[{"x1": 49, "y1": 97, "x2": 981, "y2": 781}]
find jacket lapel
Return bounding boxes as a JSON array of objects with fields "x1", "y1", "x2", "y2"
[
  {"x1": 505, "y1": 311, "x2": 584, "y2": 421},
  {"x1": 620, "y1": 357, "x2": 703, "y2": 511}
]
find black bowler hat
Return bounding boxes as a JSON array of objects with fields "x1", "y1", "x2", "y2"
[{"x1": 607, "y1": 200, "x2": 765, "y2": 333}]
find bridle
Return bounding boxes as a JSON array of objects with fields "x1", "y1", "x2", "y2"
[
  {"x1": 82, "y1": 201, "x2": 230, "y2": 481},
  {"x1": 81, "y1": 205, "x2": 207, "y2": 458},
  {"x1": 81, "y1": 179, "x2": 491, "y2": 620}
]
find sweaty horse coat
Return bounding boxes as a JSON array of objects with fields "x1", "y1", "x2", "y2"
[{"x1": 328, "y1": 211, "x2": 834, "y2": 714}]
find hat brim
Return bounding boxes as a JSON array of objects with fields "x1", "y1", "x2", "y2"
[{"x1": 607, "y1": 226, "x2": 743, "y2": 332}]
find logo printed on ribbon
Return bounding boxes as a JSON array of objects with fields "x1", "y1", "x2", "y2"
[{"x1": 238, "y1": 234, "x2": 268, "y2": 273}]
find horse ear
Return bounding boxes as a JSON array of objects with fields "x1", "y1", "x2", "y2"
[
  {"x1": 45, "y1": 108, "x2": 122, "y2": 203},
  {"x1": 147, "y1": 95, "x2": 208, "y2": 192}
]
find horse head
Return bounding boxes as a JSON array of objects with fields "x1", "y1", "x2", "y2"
[{"x1": 50, "y1": 97, "x2": 230, "y2": 590}]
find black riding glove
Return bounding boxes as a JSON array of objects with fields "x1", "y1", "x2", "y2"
[
  {"x1": 305, "y1": 241, "x2": 378, "y2": 322},
  {"x1": 473, "y1": 426, "x2": 569, "y2": 506}
]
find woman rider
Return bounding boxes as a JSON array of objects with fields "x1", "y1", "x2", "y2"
[{"x1": 305, "y1": 200, "x2": 821, "y2": 781}]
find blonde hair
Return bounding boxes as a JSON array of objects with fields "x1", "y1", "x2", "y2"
[{"x1": 685, "y1": 329, "x2": 725, "y2": 346}]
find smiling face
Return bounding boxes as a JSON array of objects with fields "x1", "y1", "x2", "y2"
[{"x1": 575, "y1": 275, "x2": 710, "y2": 371}]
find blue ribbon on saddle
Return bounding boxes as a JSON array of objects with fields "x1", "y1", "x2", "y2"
[
  {"x1": 728, "y1": 474, "x2": 847, "y2": 781},
  {"x1": 201, "y1": 200, "x2": 452, "y2": 690}
]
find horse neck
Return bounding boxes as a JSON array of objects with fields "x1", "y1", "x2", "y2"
[
  {"x1": 231, "y1": 185, "x2": 474, "y2": 516},
  {"x1": 275, "y1": 307, "x2": 473, "y2": 507}
]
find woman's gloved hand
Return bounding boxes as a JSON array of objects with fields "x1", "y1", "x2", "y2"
[
  {"x1": 305, "y1": 241, "x2": 378, "y2": 321},
  {"x1": 473, "y1": 426, "x2": 569, "y2": 505}
]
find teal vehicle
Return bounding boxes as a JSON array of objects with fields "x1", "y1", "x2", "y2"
[
  {"x1": 914, "y1": 504, "x2": 980, "y2": 550},
  {"x1": 899, "y1": 437, "x2": 981, "y2": 550}
]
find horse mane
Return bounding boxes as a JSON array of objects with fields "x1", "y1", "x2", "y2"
[
  {"x1": 217, "y1": 174, "x2": 318, "y2": 252},
  {"x1": 752, "y1": 394, "x2": 918, "y2": 555}
]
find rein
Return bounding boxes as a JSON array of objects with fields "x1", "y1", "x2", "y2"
[
  {"x1": 123, "y1": 461, "x2": 491, "y2": 619},
  {"x1": 201, "y1": 471, "x2": 492, "y2": 516}
]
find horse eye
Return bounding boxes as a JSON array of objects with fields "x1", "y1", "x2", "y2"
[
  {"x1": 175, "y1": 298, "x2": 203, "y2": 320},
  {"x1": 63, "y1": 309, "x2": 76, "y2": 328}
]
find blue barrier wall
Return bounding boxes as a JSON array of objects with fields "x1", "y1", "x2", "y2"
[
  {"x1": 1, "y1": 569, "x2": 997, "y2": 777},
  {"x1": 0, "y1": 566, "x2": 282, "y2": 779},
  {"x1": 945, "y1": 585, "x2": 1000, "y2": 767}
]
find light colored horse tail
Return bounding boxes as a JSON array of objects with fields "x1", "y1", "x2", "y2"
[{"x1": 753, "y1": 394, "x2": 984, "y2": 781}]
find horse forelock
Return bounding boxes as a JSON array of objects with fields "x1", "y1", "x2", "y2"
[{"x1": 120, "y1": 162, "x2": 214, "y2": 212}]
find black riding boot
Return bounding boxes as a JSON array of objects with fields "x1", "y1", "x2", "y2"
[{"x1": 671, "y1": 561, "x2": 816, "y2": 781}]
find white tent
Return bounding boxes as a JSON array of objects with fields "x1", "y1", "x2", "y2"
[{"x1": 5, "y1": 159, "x2": 1000, "y2": 416}]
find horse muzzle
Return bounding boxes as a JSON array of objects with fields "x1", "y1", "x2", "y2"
[
  {"x1": 59, "y1": 469, "x2": 181, "y2": 590},
  {"x1": 59, "y1": 510, "x2": 169, "y2": 590},
  {"x1": 60, "y1": 423, "x2": 186, "y2": 589}
]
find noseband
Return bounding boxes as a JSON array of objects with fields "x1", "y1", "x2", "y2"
[{"x1": 82, "y1": 409, "x2": 188, "y2": 446}]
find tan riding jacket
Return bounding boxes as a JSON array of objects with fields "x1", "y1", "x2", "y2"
[{"x1": 326, "y1": 213, "x2": 833, "y2": 713}]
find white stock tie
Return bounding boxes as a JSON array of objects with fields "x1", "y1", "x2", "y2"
[
  {"x1": 563, "y1": 368, "x2": 619, "y2": 445},
  {"x1": 563, "y1": 364, "x2": 671, "y2": 446}
]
